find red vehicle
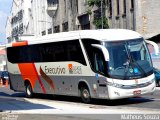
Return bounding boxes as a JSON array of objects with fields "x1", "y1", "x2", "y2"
[{"x1": 0, "y1": 71, "x2": 9, "y2": 85}]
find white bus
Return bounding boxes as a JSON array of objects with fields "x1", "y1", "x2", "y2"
[{"x1": 6, "y1": 29, "x2": 159, "y2": 103}]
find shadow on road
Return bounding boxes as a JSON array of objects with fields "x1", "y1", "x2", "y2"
[
  {"x1": 92, "y1": 97, "x2": 154, "y2": 106},
  {"x1": 0, "y1": 89, "x2": 55, "y2": 112},
  {"x1": 0, "y1": 92, "x2": 25, "y2": 98},
  {"x1": 32, "y1": 93, "x2": 155, "y2": 106},
  {"x1": 0, "y1": 87, "x2": 155, "y2": 109},
  {"x1": 0, "y1": 97, "x2": 55, "y2": 111}
]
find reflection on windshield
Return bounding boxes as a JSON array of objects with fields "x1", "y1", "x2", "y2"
[{"x1": 105, "y1": 38, "x2": 153, "y2": 80}]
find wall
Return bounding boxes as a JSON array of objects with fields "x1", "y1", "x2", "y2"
[
  {"x1": 135, "y1": 0, "x2": 160, "y2": 39},
  {"x1": 0, "y1": 47, "x2": 6, "y2": 71}
]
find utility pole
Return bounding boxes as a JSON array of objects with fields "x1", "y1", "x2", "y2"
[{"x1": 101, "y1": 0, "x2": 103, "y2": 29}]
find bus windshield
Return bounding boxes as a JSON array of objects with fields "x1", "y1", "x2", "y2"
[{"x1": 105, "y1": 38, "x2": 153, "y2": 80}]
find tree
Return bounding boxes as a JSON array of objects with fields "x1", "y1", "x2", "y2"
[{"x1": 87, "y1": 0, "x2": 109, "y2": 29}]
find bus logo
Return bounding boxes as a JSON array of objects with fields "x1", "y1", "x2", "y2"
[
  {"x1": 68, "y1": 64, "x2": 82, "y2": 74},
  {"x1": 68, "y1": 64, "x2": 73, "y2": 74}
]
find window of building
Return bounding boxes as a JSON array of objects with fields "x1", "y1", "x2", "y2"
[
  {"x1": 131, "y1": 0, "x2": 134, "y2": 11},
  {"x1": 42, "y1": 31, "x2": 46, "y2": 36},
  {"x1": 47, "y1": 0, "x2": 58, "y2": 7},
  {"x1": 54, "y1": 25, "x2": 60, "y2": 33},
  {"x1": 76, "y1": 0, "x2": 78, "y2": 13},
  {"x1": 78, "y1": 14, "x2": 90, "y2": 30},
  {"x1": 116, "y1": 0, "x2": 120, "y2": 15},
  {"x1": 62, "y1": 22, "x2": 68, "y2": 32},
  {"x1": 48, "y1": 28, "x2": 52, "y2": 34},
  {"x1": 123, "y1": 0, "x2": 126, "y2": 15},
  {"x1": 108, "y1": 0, "x2": 112, "y2": 16},
  {"x1": 81, "y1": 23, "x2": 90, "y2": 30}
]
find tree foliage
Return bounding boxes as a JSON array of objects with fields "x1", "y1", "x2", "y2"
[
  {"x1": 87, "y1": 0, "x2": 101, "y2": 7},
  {"x1": 87, "y1": 0, "x2": 109, "y2": 29},
  {"x1": 93, "y1": 16, "x2": 109, "y2": 29}
]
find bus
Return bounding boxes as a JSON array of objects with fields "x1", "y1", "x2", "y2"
[{"x1": 6, "y1": 29, "x2": 159, "y2": 103}]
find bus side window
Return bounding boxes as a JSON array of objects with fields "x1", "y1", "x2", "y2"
[{"x1": 93, "y1": 49, "x2": 106, "y2": 75}]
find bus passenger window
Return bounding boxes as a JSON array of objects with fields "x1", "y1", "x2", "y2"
[{"x1": 93, "y1": 49, "x2": 106, "y2": 75}]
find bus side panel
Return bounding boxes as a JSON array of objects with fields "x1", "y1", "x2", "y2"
[
  {"x1": 46, "y1": 76, "x2": 95, "y2": 96},
  {"x1": 34, "y1": 62, "x2": 110, "y2": 99},
  {"x1": 37, "y1": 75, "x2": 109, "y2": 99},
  {"x1": 7, "y1": 61, "x2": 110, "y2": 99},
  {"x1": 7, "y1": 62, "x2": 25, "y2": 92},
  {"x1": 71, "y1": 75, "x2": 109, "y2": 99},
  {"x1": 9, "y1": 73, "x2": 25, "y2": 92}
]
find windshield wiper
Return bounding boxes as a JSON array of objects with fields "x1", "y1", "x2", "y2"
[
  {"x1": 124, "y1": 42, "x2": 146, "y2": 79},
  {"x1": 130, "y1": 56, "x2": 147, "y2": 77}
]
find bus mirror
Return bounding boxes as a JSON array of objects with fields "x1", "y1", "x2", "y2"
[
  {"x1": 145, "y1": 40, "x2": 159, "y2": 55},
  {"x1": 91, "y1": 44, "x2": 110, "y2": 61}
]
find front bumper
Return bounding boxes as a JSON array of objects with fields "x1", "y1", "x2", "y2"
[{"x1": 108, "y1": 81, "x2": 156, "y2": 100}]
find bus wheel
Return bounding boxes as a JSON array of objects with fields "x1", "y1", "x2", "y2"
[
  {"x1": 25, "y1": 83, "x2": 33, "y2": 98},
  {"x1": 80, "y1": 87, "x2": 91, "y2": 104},
  {"x1": 157, "y1": 81, "x2": 160, "y2": 87}
]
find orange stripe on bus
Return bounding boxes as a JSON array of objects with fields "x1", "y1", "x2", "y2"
[
  {"x1": 18, "y1": 63, "x2": 38, "y2": 88},
  {"x1": 40, "y1": 66, "x2": 55, "y2": 90},
  {"x1": 18, "y1": 63, "x2": 46, "y2": 93},
  {"x1": 12, "y1": 41, "x2": 28, "y2": 47}
]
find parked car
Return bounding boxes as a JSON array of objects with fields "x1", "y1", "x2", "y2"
[
  {"x1": 153, "y1": 68, "x2": 160, "y2": 87},
  {"x1": 0, "y1": 71, "x2": 9, "y2": 85}
]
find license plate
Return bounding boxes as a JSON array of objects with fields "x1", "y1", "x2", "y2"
[{"x1": 133, "y1": 90, "x2": 141, "y2": 95}]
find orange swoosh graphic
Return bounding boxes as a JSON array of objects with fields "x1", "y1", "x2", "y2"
[{"x1": 40, "y1": 66, "x2": 55, "y2": 90}]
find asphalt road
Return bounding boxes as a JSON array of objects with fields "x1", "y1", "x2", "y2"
[{"x1": 0, "y1": 86, "x2": 160, "y2": 120}]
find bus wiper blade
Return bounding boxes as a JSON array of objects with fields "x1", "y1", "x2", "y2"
[{"x1": 130, "y1": 56, "x2": 146, "y2": 77}]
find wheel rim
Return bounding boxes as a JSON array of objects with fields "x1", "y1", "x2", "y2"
[
  {"x1": 27, "y1": 85, "x2": 31, "y2": 96},
  {"x1": 83, "y1": 89, "x2": 89, "y2": 99}
]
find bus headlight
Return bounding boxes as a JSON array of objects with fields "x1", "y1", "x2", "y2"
[
  {"x1": 148, "y1": 78, "x2": 155, "y2": 84},
  {"x1": 106, "y1": 82, "x2": 123, "y2": 88},
  {"x1": 106, "y1": 78, "x2": 155, "y2": 89}
]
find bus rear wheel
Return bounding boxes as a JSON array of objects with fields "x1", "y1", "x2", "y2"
[
  {"x1": 25, "y1": 83, "x2": 33, "y2": 98},
  {"x1": 80, "y1": 87, "x2": 91, "y2": 104}
]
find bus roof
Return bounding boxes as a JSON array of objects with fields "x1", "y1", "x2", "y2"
[
  {"x1": 79, "y1": 29, "x2": 142, "y2": 41},
  {"x1": 7, "y1": 29, "x2": 143, "y2": 47}
]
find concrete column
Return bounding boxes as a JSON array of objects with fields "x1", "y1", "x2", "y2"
[
  {"x1": 111, "y1": 0, "x2": 116, "y2": 28},
  {"x1": 119, "y1": 0, "x2": 123, "y2": 28},
  {"x1": 126, "y1": 0, "x2": 131, "y2": 29}
]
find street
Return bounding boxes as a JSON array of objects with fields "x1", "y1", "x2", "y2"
[{"x1": 0, "y1": 86, "x2": 160, "y2": 120}]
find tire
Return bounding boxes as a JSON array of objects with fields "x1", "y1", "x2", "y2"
[
  {"x1": 157, "y1": 81, "x2": 160, "y2": 87},
  {"x1": 25, "y1": 83, "x2": 33, "y2": 98},
  {"x1": 80, "y1": 87, "x2": 91, "y2": 104}
]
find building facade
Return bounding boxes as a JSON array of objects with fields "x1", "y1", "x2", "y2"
[
  {"x1": 6, "y1": 0, "x2": 160, "y2": 43},
  {"x1": 0, "y1": 46, "x2": 7, "y2": 71},
  {"x1": 6, "y1": 0, "x2": 34, "y2": 42}
]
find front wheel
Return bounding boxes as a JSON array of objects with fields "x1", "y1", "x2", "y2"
[
  {"x1": 25, "y1": 83, "x2": 33, "y2": 98},
  {"x1": 80, "y1": 87, "x2": 91, "y2": 104},
  {"x1": 156, "y1": 81, "x2": 160, "y2": 87}
]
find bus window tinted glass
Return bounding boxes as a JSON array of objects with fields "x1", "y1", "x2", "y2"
[{"x1": 7, "y1": 40, "x2": 86, "y2": 65}]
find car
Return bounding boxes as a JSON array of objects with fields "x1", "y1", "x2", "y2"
[
  {"x1": 0, "y1": 71, "x2": 9, "y2": 85},
  {"x1": 153, "y1": 68, "x2": 160, "y2": 87}
]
